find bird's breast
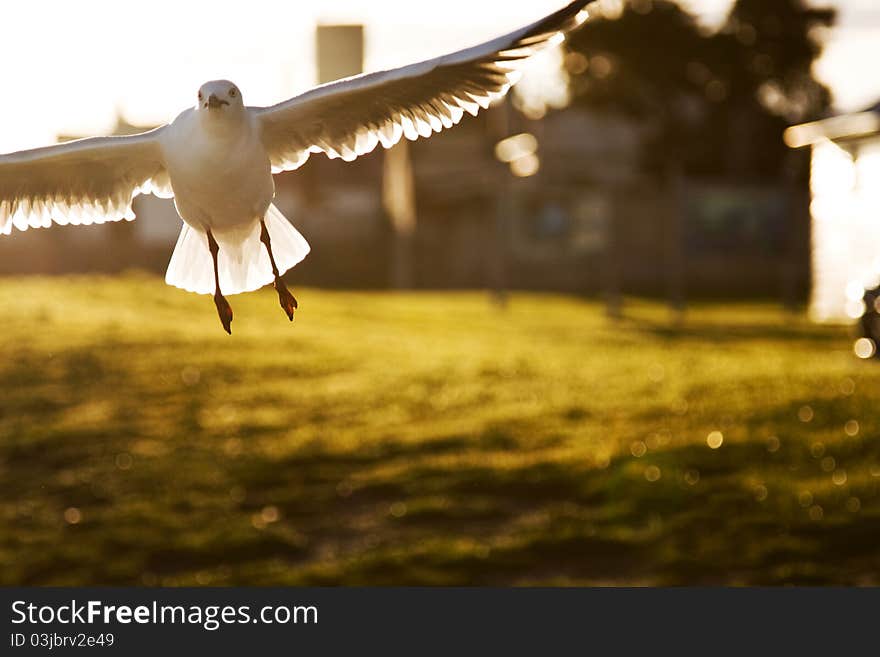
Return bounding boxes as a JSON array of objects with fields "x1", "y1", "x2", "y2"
[{"x1": 162, "y1": 114, "x2": 274, "y2": 231}]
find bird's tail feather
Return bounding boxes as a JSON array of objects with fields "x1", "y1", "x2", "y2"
[{"x1": 165, "y1": 204, "x2": 311, "y2": 296}]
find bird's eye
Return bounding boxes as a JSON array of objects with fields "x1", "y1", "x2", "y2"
[
  {"x1": 229, "y1": 88, "x2": 237, "y2": 98},
  {"x1": 198, "y1": 91, "x2": 203, "y2": 100}
]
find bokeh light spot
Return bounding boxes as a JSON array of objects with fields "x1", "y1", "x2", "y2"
[
  {"x1": 854, "y1": 338, "x2": 876, "y2": 360},
  {"x1": 648, "y1": 364, "x2": 666, "y2": 383},
  {"x1": 181, "y1": 366, "x2": 201, "y2": 386},
  {"x1": 261, "y1": 506, "x2": 280, "y2": 524},
  {"x1": 845, "y1": 299, "x2": 866, "y2": 319},
  {"x1": 798, "y1": 406, "x2": 814, "y2": 423},
  {"x1": 589, "y1": 54, "x2": 613, "y2": 79},
  {"x1": 510, "y1": 153, "x2": 541, "y2": 178},
  {"x1": 707, "y1": 431, "x2": 723, "y2": 450},
  {"x1": 64, "y1": 507, "x2": 82, "y2": 525},
  {"x1": 495, "y1": 133, "x2": 537, "y2": 163},
  {"x1": 563, "y1": 51, "x2": 589, "y2": 75}
]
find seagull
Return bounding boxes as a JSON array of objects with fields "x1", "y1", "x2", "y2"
[{"x1": 0, "y1": 1, "x2": 595, "y2": 334}]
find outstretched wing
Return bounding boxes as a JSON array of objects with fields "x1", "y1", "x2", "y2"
[
  {"x1": 0, "y1": 128, "x2": 170, "y2": 235},
  {"x1": 256, "y1": 0, "x2": 596, "y2": 173}
]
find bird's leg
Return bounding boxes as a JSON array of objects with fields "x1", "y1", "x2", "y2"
[
  {"x1": 207, "y1": 230, "x2": 233, "y2": 335},
  {"x1": 260, "y1": 219, "x2": 298, "y2": 321}
]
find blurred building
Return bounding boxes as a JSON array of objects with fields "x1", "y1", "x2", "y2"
[
  {"x1": 277, "y1": 92, "x2": 802, "y2": 298},
  {"x1": 315, "y1": 25, "x2": 363, "y2": 85},
  {"x1": 786, "y1": 101, "x2": 880, "y2": 321}
]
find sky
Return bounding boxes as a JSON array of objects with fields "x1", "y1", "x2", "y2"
[{"x1": 1, "y1": 0, "x2": 878, "y2": 153}]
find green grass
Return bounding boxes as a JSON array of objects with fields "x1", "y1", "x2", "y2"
[{"x1": 1, "y1": 274, "x2": 879, "y2": 586}]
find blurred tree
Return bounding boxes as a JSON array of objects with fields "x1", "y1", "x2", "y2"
[
  {"x1": 566, "y1": 0, "x2": 835, "y2": 180},
  {"x1": 725, "y1": 0, "x2": 835, "y2": 123}
]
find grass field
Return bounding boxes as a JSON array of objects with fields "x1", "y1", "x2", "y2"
[{"x1": 1, "y1": 275, "x2": 879, "y2": 586}]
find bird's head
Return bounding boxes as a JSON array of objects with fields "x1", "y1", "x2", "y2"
[{"x1": 196, "y1": 80, "x2": 244, "y2": 116}]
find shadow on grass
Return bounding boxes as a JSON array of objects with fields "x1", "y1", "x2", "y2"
[
  {"x1": 631, "y1": 317, "x2": 848, "y2": 345},
  {"x1": 222, "y1": 436, "x2": 880, "y2": 586},
  {"x1": 4, "y1": 403, "x2": 880, "y2": 586}
]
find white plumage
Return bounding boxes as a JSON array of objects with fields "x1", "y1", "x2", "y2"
[
  {"x1": 0, "y1": 1, "x2": 595, "y2": 331},
  {"x1": 166, "y1": 204, "x2": 310, "y2": 296}
]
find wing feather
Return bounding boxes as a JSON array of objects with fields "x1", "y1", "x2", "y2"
[
  {"x1": 0, "y1": 128, "x2": 168, "y2": 235},
  {"x1": 256, "y1": 1, "x2": 596, "y2": 173}
]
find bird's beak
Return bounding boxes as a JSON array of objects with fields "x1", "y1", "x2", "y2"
[{"x1": 207, "y1": 94, "x2": 229, "y2": 110}]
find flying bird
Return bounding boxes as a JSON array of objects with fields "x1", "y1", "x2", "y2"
[{"x1": 0, "y1": 1, "x2": 595, "y2": 333}]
